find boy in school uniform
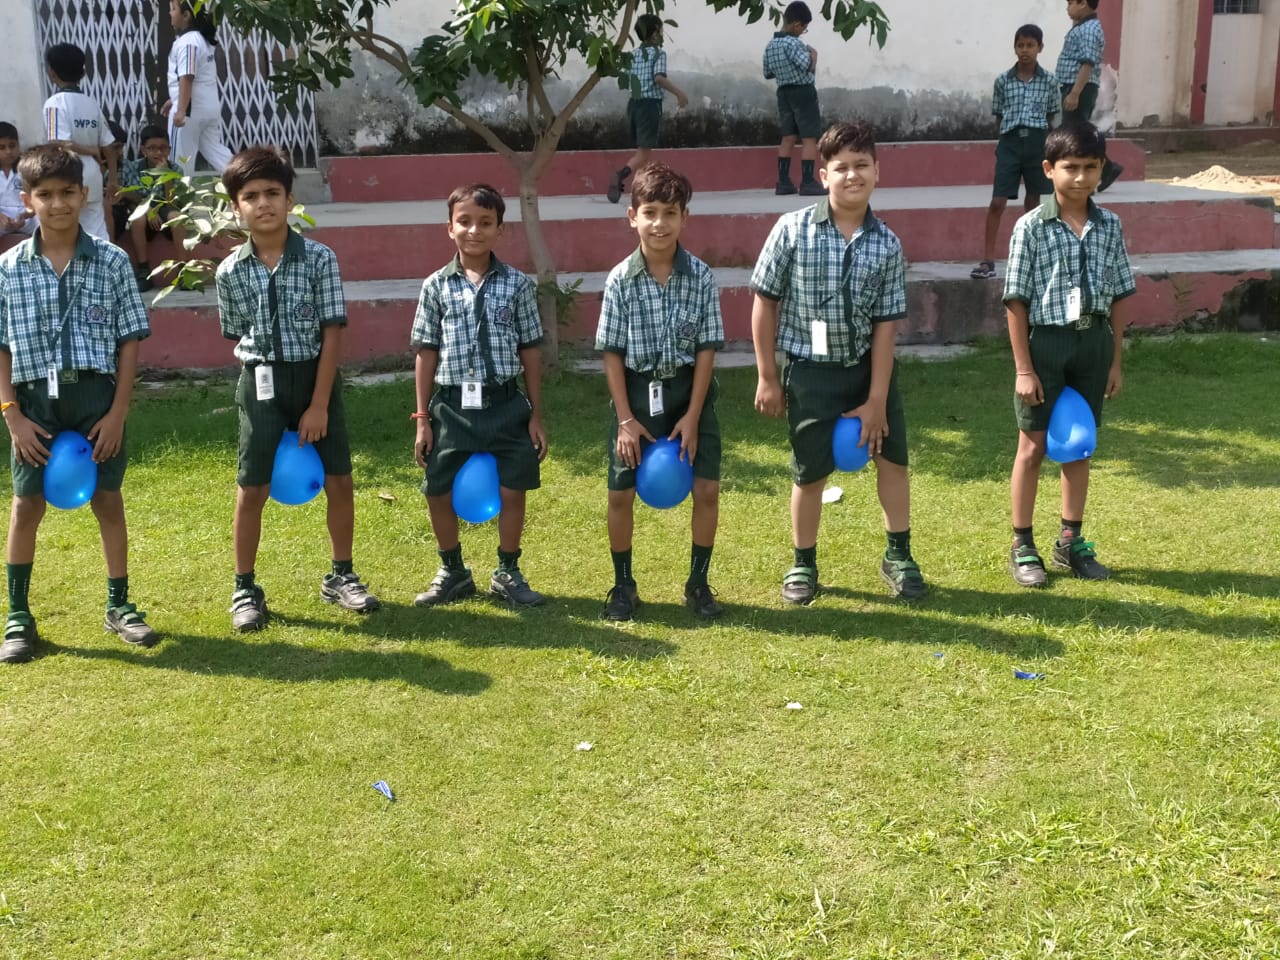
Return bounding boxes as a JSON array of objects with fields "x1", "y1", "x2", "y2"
[
  {"x1": 595, "y1": 163, "x2": 725, "y2": 622},
  {"x1": 0, "y1": 124, "x2": 37, "y2": 239},
  {"x1": 216, "y1": 146, "x2": 380, "y2": 631},
  {"x1": 114, "y1": 125, "x2": 187, "y2": 292},
  {"x1": 1003, "y1": 122, "x2": 1134, "y2": 587},
  {"x1": 42, "y1": 43, "x2": 117, "y2": 242},
  {"x1": 0, "y1": 145, "x2": 158, "y2": 663},
  {"x1": 1056, "y1": 0, "x2": 1122, "y2": 191},
  {"x1": 411, "y1": 183, "x2": 547, "y2": 608},
  {"x1": 750, "y1": 120, "x2": 928, "y2": 605},
  {"x1": 606, "y1": 14, "x2": 689, "y2": 204},
  {"x1": 970, "y1": 24, "x2": 1061, "y2": 280},
  {"x1": 764, "y1": 1, "x2": 823, "y2": 196}
]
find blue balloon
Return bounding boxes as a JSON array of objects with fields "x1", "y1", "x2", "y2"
[
  {"x1": 832, "y1": 416, "x2": 870, "y2": 472},
  {"x1": 636, "y1": 437, "x2": 694, "y2": 510},
  {"x1": 43, "y1": 431, "x2": 97, "y2": 510},
  {"x1": 1046, "y1": 386, "x2": 1097, "y2": 463},
  {"x1": 269, "y1": 430, "x2": 325, "y2": 505},
  {"x1": 453, "y1": 452, "x2": 501, "y2": 524}
]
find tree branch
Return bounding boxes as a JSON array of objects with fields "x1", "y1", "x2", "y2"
[
  {"x1": 341, "y1": 22, "x2": 413, "y2": 76},
  {"x1": 525, "y1": 43, "x2": 555, "y2": 131},
  {"x1": 431, "y1": 97, "x2": 521, "y2": 168}
]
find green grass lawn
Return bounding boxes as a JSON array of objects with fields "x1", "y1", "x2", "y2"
[{"x1": 1, "y1": 335, "x2": 1277, "y2": 959}]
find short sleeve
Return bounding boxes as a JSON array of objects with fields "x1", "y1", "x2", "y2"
[
  {"x1": 513, "y1": 273, "x2": 543, "y2": 348},
  {"x1": 110, "y1": 254, "x2": 151, "y2": 342},
  {"x1": 991, "y1": 75, "x2": 1005, "y2": 117},
  {"x1": 1047, "y1": 80, "x2": 1062, "y2": 116},
  {"x1": 1110, "y1": 221, "x2": 1137, "y2": 301},
  {"x1": 595, "y1": 269, "x2": 629, "y2": 354},
  {"x1": 696, "y1": 266, "x2": 724, "y2": 350},
  {"x1": 653, "y1": 49, "x2": 667, "y2": 78},
  {"x1": 787, "y1": 38, "x2": 810, "y2": 75},
  {"x1": 410, "y1": 276, "x2": 443, "y2": 349},
  {"x1": 43, "y1": 98, "x2": 69, "y2": 142},
  {"x1": 312, "y1": 245, "x2": 347, "y2": 327},
  {"x1": 872, "y1": 245, "x2": 907, "y2": 322},
  {"x1": 1002, "y1": 218, "x2": 1036, "y2": 305},
  {"x1": 1082, "y1": 23, "x2": 1104, "y2": 67},
  {"x1": 750, "y1": 218, "x2": 795, "y2": 301},
  {"x1": 0, "y1": 266, "x2": 11, "y2": 353},
  {"x1": 215, "y1": 261, "x2": 242, "y2": 341},
  {"x1": 97, "y1": 107, "x2": 115, "y2": 150}
]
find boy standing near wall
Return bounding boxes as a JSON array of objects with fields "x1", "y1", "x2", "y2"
[
  {"x1": 1056, "y1": 0, "x2": 1122, "y2": 191},
  {"x1": 764, "y1": 1, "x2": 823, "y2": 196}
]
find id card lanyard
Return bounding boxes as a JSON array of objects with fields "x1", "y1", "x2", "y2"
[
  {"x1": 649, "y1": 273, "x2": 684, "y2": 416},
  {"x1": 44, "y1": 256, "x2": 89, "y2": 399},
  {"x1": 1066, "y1": 219, "x2": 1090, "y2": 323},
  {"x1": 462, "y1": 271, "x2": 493, "y2": 409},
  {"x1": 254, "y1": 261, "x2": 288, "y2": 401}
]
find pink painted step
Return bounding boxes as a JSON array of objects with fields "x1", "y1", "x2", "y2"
[{"x1": 323, "y1": 140, "x2": 1147, "y2": 203}]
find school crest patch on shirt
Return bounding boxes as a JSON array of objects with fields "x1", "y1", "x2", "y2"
[
  {"x1": 86, "y1": 304, "x2": 107, "y2": 324},
  {"x1": 297, "y1": 301, "x2": 315, "y2": 321},
  {"x1": 496, "y1": 306, "x2": 513, "y2": 324}
]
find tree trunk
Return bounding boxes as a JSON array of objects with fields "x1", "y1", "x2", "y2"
[{"x1": 518, "y1": 166, "x2": 562, "y2": 373}]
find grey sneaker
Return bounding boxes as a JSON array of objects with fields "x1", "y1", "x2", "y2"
[
  {"x1": 1, "y1": 612, "x2": 38, "y2": 663},
  {"x1": 105, "y1": 602, "x2": 159, "y2": 647},
  {"x1": 490, "y1": 567, "x2": 544, "y2": 607},
  {"x1": 1009, "y1": 544, "x2": 1048, "y2": 588},
  {"x1": 414, "y1": 566, "x2": 476, "y2": 607},
  {"x1": 879, "y1": 555, "x2": 928, "y2": 600},
  {"x1": 321, "y1": 572, "x2": 381, "y2": 612},
  {"x1": 781, "y1": 565, "x2": 818, "y2": 605},
  {"x1": 230, "y1": 585, "x2": 269, "y2": 632}
]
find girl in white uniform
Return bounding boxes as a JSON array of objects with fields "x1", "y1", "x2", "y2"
[{"x1": 162, "y1": 0, "x2": 233, "y2": 176}]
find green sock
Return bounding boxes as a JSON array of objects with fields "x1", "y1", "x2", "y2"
[
  {"x1": 611, "y1": 549, "x2": 634, "y2": 586},
  {"x1": 688, "y1": 543, "x2": 713, "y2": 588},
  {"x1": 497, "y1": 549, "x2": 521, "y2": 572},
  {"x1": 234, "y1": 571, "x2": 255, "y2": 593},
  {"x1": 801, "y1": 159, "x2": 815, "y2": 181},
  {"x1": 107, "y1": 576, "x2": 129, "y2": 610},
  {"x1": 439, "y1": 545, "x2": 465, "y2": 573},
  {"x1": 8, "y1": 562, "x2": 33, "y2": 614},
  {"x1": 886, "y1": 529, "x2": 912, "y2": 561},
  {"x1": 332, "y1": 559, "x2": 354, "y2": 577},
  {"x1": 794, "y1": 545, "x2": 817, "y2": 569}
]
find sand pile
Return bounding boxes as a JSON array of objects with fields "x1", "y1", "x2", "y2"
[{"x1": 1169, "y1": 164, "x2": 1280, "y2": 198}]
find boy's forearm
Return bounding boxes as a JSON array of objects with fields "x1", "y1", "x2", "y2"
[
  {"x1": 414, "y1": 349, "x2": 438, "y2": 412},
  {"x1": 110, "y1": 339, "x2": 139, "y2": 414},
  {"x1": 602, "y1": 352, "x2": 633, "y2": 420},
  {"x1": 656, "y1": 76, "x2": 686, "y2": 99},
  {"x1": 0, "y1": 349, "x2": 17, "y2": 406},
  {"x1": 178, "y1": 77, "x2": 194, "y2": 114},
  {"x1": 309, "y1": 324, "x2": 341, "y2": 409},
  {"x1": 685, "y1": 349, "x2": 714, "y2": 419},
  {"x1": 750, "y1": 295, "x2": 781, "y2": 381},
  {"x1": 866, "y1": 321, "x2": 896, "y2": 401},
  {"x1": 518, "y1": 345, "x2": 543, "y2": 418},
  {"x1": 1071, "y1": 63, "x2": 1093, "y2": 95},
  {"x1": 1006, "y1": 301, "x2": 1034, "y2": 372},
  {"x1": 1110, "y1": 296, "x2": 1130, "y2": 365}
]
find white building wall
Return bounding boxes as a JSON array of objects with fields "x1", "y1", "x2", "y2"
[
  {"x1": 1207, "y1": 13, "x2": 1265, "y2": 124},
  {"x1": 0, "y1": 2, "x2": 49, "y2": 146}
]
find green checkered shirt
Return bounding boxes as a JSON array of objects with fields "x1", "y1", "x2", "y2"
[
  {"x1": 1003, "y1": 194, "x2": 1136, "y2": 327},
  {"x1": 993, "y1": 64, "x2": 1061, "y2": 134},
  {"x1": 628, "y1": 44, "x2": 667, "y2": 101},
  {"x1": 1056, "y1": 17, "x2": 1104, "y2": 87},
  {"x1": 763, "y1": 32, "x2": 814, "y2": 87},
  {"x1": 595, "y1": 246, "x2": 724, "y2": 376},
  {"x1": 120, "y1": 157, "x2": 181, "y2": 201},
  {"x1": 216, "y1": 230, "x2": 347, "y2": 365},
  {"x1": 750, "y1": 199, "x2": 907, "y2": 363},
  {"x1": 411, "y1": 254, "x2": 543, "y2": 385},
  {"x1": 0, "y1": 229, "x2": 150, "y2": 384}
]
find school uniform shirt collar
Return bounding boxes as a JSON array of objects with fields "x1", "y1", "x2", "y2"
[
  {"x1": 1004, "y1": 63, "x2": 1051, "y2": 81},
  {"x1": 20, "y1": 226, "x2": 96, "y2": 263},
  {"x1": 439, "y1": 252, "x2": 510, "y2": 280},
  {"x1": 623, "y1": 244, "x2": 694, "y2": 279},
  {"x1": 232, "y1": 227, "x2": 307, "y2": 264},
  {"x1": 1038, "y1": 192, "x2": 1104, "y2": 226},
  {"x1": 772, "y1": 31, "x2": 790, "y2": 38},
  {"x1": 811, "y1": 198, "x2": 884, "y2": 234}
]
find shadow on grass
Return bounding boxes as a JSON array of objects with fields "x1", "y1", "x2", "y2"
[{"x1": 1119, "y1": 568, "x2": 1280, "y2": 603}]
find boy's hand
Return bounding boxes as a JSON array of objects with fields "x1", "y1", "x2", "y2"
[
  {"x1": 0, "y1": 213, "x2": 13, "y2": 230},
  {"x1": 754, "y1": 375, "x2": 785, "y2": 418},
  {"x1": 1015, "y1": 371, "x2": 1044, "y2": 406},
  {"x1": 676, "y1": 92, "x2": 689, "y2": 110},
  {"x1": 668, "y1": 412, "x2": 699, "y2": 466},
  {"x1": 616, "y1": 418, "x2": 655, "y2": 470},
  {"x1": 87, "y1": 407, "x2": 126, "y2": 463},
  {"x1": 1064, "y1": 91, "x2": 1080, "y2": 112},
  {"x1": 298, "y1": 405, "x2": 329, "y2": 444},
  {"x1": 528, "y1": 415, "x2": 548, "y2": 462},
  {"x1": 5, "y1": 412, "x2": 52, "y2": 466},
  {"x1": 846, "y1": 400, "x2": 888, "y2": 458},
  {"x1": 161, "y1": 98, "x2": 173, "y2": 117},
  {"x1": 1105, "y1": 363, "x2": 1123, "y2": 399},
  {"x1": 173, "y1": 110, "x2": 187, "y2": 128},
  {"x1": 415, "y1": 420, "x2": 433, "y2": 469}
]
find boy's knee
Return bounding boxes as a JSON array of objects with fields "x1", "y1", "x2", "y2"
[
  {"x1": 90, "y1": 488, "x2": 124, "y2": 514},
  {"x1": 692, "y1": 477, "x2": 719, "y2": 506},
  {"x1": 10, "y1": 496, "x2": 46, "y2": 526},
  {"x1": 324, "y1": 472, "x2": 354, "y2": 495},
  {"x1": 236, "y1": 483, "x2": 271, "y2": 509},
  {"x1": 498, "y1": 486, "x2": 525, "y2": 505},
  {"x1": 1016, "y1": 432, "x2": 1047, "y2": 461},
  {"x1": 608, "y1": 488, "x2": 636, "y2": 509}
]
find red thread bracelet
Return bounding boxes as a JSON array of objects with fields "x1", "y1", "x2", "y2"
[{"x1": 409, "y1": 412, "x2": 430, "y2": 420}]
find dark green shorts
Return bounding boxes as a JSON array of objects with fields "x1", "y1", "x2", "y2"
[
  {"x1": 1060, "y1": 82, "x2": 1099, "y2": 126},
  {"x1": 608, "y1": 366, "x2": 721, "y2": 491},
  {"x1": 993, "y1": 128, "x2": 1052, "y2": 199},
  {"x1": 785, "y1": 354, "x2": 908, "y2": 485},
  {"x1": 236, "y1": 360, "x2": 351, "y2": 487},
  {"x1": 10, "y1": 372, "x2": 127, "y2": 497},
  {"x1": 1015, "y1": 320, "x2": 1114, "y2": 432},
  {"x1": 777, "y1": 83, "x2": 821, "y2": 140},
  {"x1": 423, "y1": 379, "x2": 540, "y2": 496},
  {"x1": 627, "y1": 98, "x2": 663, "y2": 149}
]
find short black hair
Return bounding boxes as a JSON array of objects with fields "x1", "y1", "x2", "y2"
[
  {"x1": 630, "y1": 162, "x2": 692, "y2": 210},
  {"x1": 222, "y1": 145, "x2": 294, "y2": 201},
  {"x1": 635, "y1": 14, "x2": 663, "y2": 43},
  {"x1": 783, "y1": 2, "x2": 813, "y2": 25},
  {"x1": 18, "y1": 144, "x2": 83, "y2": 189},
  {"x1": 1083, "y1": 0, "x2": 1100, "y2": 10},
  {"x1": 139, "y1": 124, "x2": 169, "y2": 145},
  {"x1": 447, "y1": 183, "x2": 506, "y2": 225},
  {"x1": 0, "y1": 122, "x2": 18, "y2": 142},
  {"x1": 175, "y1": 0, "x2": 220, "y2": 47},
  {"x1": 1045, "y1": 122, "x2": 1107, "y2": 164},
  {"x1": 45, "y1": 42, "x2": 87, "y2": 84},
  {"x1": 818, "y1": 120, "x2": 877, "y2": 162},
  {"x1": 1015, "y1": 24, "x2": 1044, "y2": 45}
]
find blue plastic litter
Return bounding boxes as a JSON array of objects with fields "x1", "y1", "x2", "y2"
[
  {"x1": 1014, "y1": 669, "x2": 1045, "y2": 680},
  {"x1": 372, "y1": 780, "x2": 395, "y2": 801},
  {"x1": 933, "y1": 652, "x2": 945, "y2": 658}
]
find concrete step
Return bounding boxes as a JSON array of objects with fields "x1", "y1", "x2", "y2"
[
  {"x1": 139, "y1": 248, "x2": 1280, "y2": 369},
  {"x1": 321, "y1": 140, "x2": 1148, "y2": 203}
]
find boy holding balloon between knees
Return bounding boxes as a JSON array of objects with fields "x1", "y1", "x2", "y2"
[
  {"x1": 750, "y1": 120, "x2": 927, "y2": 605},
  {"x1": 595, "y1": 163, "x2": 725, "y2": 622},
  {"x1": 217, "y1": 146, "x2": 380, "y2": 632},
  {"x1": 1003, "y1": 122, "x2": 1134, "y2": 587},
  {"x1": 410, "y1": 183, "x2": 547, "y2": 608},
  {"x1": 0, "y1": 145, "x2": 156, "y2": 663}
]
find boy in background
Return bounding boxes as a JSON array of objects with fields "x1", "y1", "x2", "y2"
[
  {"x1": 1056, "y1": 0, "x2": 1122, "y2": 191},
  {"x1": 764, "y1": 1, "x2": 823, "y2": 196},
  {"x1": 0, "y1": 124, "x2": 36, "y2": 239},
  {"x1": 42, "y1": 43, "x2": 117, "y2": 241},
  {"x1": 115, "y1": 125, "x2": 187, "y2": 291},
  {"x1": 971, "y1": 24, "x2": 1060, "y2": 280},
  {"x1": 595, "y1": 163, "x2": 724, "y2": 622}
]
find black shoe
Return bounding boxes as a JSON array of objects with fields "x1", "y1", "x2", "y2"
[
  {"x1": 230, "y1": 585, "x2": 269, "y2": 632},
  {"x1": 134, "y1": 263, "x2": 153, "y2": 293},
  {"x1": 321, "y1": 572, "x2": 381, "y2": 612},
  {"x1": 489, "y1": 567, "x2": 545, "y2": 607},
  {"x1": 684, "y1": 582, "x2": 724, "y2": 619},
  {"x1": 606, "y1": 169, "x2": 627, "y2": 204},
  {"x1": 798, "y1": 178, "x2": 825, "y2": 196},
  {"x1": 775, "y1": 179, "x2": 798, "y2": 196},
  {"x1": 1, "y1": 612, "x2": 38, "y2": 663},
  {"x1": 414, "y1": 566, "x2": 476, "y2": 606},
  {"x1": 781, "y1": 565, "x2": 817, "y2": 605},
  {"x1": 880, "y1": 555, "x2": 929, "y2": 600},
  {"x1": 1053, "y1": 536, "x2": 1111, "y2": 580},
  {"x1": 1009, "y1": 544, "x2": 1047, "y2": 588},
  {"x1": 603, "y1": 583, "x2": 639, "y2": 621},
  {"x1": 1097, "y1": 161, "x2": 1124, "y2": 193},
  {"x1": 105, "y1": 602, "x2": 159, "y2": 647}
]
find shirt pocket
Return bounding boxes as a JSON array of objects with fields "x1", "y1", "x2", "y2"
[{"x1": 673, "y1": 308, "x2": 697, "y2": 356}]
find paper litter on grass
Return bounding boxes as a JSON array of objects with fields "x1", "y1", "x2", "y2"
[{"x1": 821, "y1": 486, "x2": 843, "y2": 504}]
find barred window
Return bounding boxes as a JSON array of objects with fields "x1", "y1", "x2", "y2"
[{"x1": 1214, "y1": 0, "x2": 1261, "y2": 13}]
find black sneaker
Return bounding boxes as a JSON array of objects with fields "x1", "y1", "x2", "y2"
[
  {"x1": 321, "y1": 572, "x2": 381, "y2": 612},
  {"x1": 1097, "y1": 161, "x2": 1124, "y2": 193},
  {"x1": 781, "y1": 565, "x2": 818, "y2": 605},
  {"x1": 0, "y1": 612, "x2": 38, "y2": 663},
  {"x1": 230, "y1": 585, "x2": 269, "y2": 632},
  {"x1": 1009, "y1": 544, "x2": 1047, "y2": 588},
  {"x1": 414, "y1": 566, "x2": 476, "y2": 607},
  {"x1": 603, "y1": 583, "x2": 639, "y2": 621},
  {"x1": 606, "y1": 169, "x2": 627, "y2": 204},
  {"x1": 490, "y1": 567, "x2": 545, "y2": 607},
  {"x1": 684, "y1": 582, "x2": 724, "y2": 619},
  {"x1": 798, "y1": 178, "x2": 826, "y2": 196},
  {"x1": 775, "y1": 179, "x2": 798, "y2": 196},
  {"x1": 105, "y1": 602, "x2": 159, "y2": 647},
  {"x1": 879, "y1": 556, "x2": 928, "y2": 600},
  {"x1": 1053, "y1": 536, "x2": 1111, "y2": 580},
  {"x1": 134, "y1": 262, "x2": 153, "y2": 293}
]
